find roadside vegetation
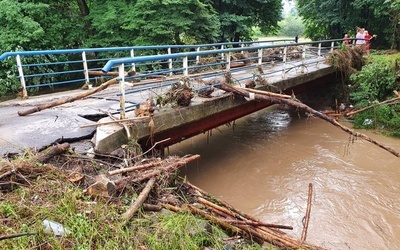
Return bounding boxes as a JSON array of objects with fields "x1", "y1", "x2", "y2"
[{"x1": 349, "y1": 51, "x2": 400, "y2": 137}]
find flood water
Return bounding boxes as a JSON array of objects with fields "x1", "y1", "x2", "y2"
[{"x1": 168, "y1": 105, "x2": 400, "y2": 250}]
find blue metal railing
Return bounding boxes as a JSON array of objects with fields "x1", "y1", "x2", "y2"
[
  {"x1": 99, "y1": 38, "x2": 346, "y2": 119},
  {"x1": 0, "y1": 38, "x2": 347, "y2": 100},
  {"x1": 0, "y1": 39, "x2": 296, "y2": 98}
]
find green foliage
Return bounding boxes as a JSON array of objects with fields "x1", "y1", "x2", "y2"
[
  {"x1": 84, "y1": 0, "x2": 134, "y2": 47},
  {"x1": 213, "y1": 0, "x2": 282, "y2": 41},
  {"x1": 352, "y1": 105, "x2": 400, "y2": 137},
  {"x1": 132, "y1": 0, "x2": 219, "y2": 45},
  {"x1": 349, "y1": 59, "x2": 400, "y2": 136},
  {"x1": 277, "y1": 14, "x2": 305, "y2": 37},
  {"x1": 0, "y1": 0, "x2": 47, "y2": 51},
  {"x1": 296, "y1": 0, "x2": 399, "y2": 49},
  {"x1": 0, "y1": 56, "x2": 20, "y2": 98},
  {"x1": 350, "y1": 62, "x2": 398, "y2": 105}
]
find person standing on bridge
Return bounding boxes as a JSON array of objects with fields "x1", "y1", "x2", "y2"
[
  {"x1": 355, "y1": 27, "x2": 365, "y2": 46},
  {"x1": 343, "y1": 34, "x2": 350, "y2": 46},
  {"x1": 364, "y1": 30, "x2": 374, "y2": 56}
]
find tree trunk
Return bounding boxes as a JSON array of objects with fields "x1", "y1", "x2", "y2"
[{"x1": 76, "y1": 0, "x2": 90, "y2": 16}]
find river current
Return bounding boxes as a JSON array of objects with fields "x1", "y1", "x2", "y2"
[{"x1": 168, "y1": 105, "x2": 400, "y2": 249}]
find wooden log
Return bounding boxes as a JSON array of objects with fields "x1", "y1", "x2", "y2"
[
  {"x1": 160, "y1": 203, "x2": 181, "y2": 212},
  {"x1": 301, "y1": 183, "x2": 313, "y2": 242},
  {"x1": 218, "y1": 83, "x2": 400, "y2": 158},
  {"x1": 17, "y1": 77, "x2": 119, "y2": 116},
  {"x1": 88, "y1": 70, "x2": 120, "y2": 77},
  {"x1": 223, "y1": 219, "x2": 293, "y2": 230},
  {"x1": 182, "y1": 204, "x2": 255, "y2": 242},
  {"x1": 0, "y1": 232, "x2": 37, "y2": 241},
  {"x1": 114, "y1": 155, "x2": 200, "y2": 186},
  {"x1": 122, "y1": 177, "x2": 156, "y2": 221},
  {"x1": 0, "y1": 170, "x2": 15, "y2": 180},
  {"x1": 345, "y1": 94, "x2": 400, "y2": 117},
  {"x1": 108, "y1": 160, "x2": 163, "y2": 176},
  {"x1": 35, "y1": 142, "x2": 70, "y2": 164},
  {"x1": 142, "y1": 203, "x2": 161, "y2": 212},
  {"x1": 237, "y1": 87, "x2": 292, "y2": 99},
  {"x1": 129, "y1": 155, "x2": 200, "y2": 183},
  {"x1": 80, "y1": 116, "x2": 150, "y2": 128}
]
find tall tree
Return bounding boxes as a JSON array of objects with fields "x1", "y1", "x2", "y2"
[
  {"x1": 122, "y1": 0, "x2": 220, "y2": 45},
  {"x1": 212, "y1": 0, "x2": 282, "y2": 42}
]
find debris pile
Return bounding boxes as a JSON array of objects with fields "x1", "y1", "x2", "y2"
[{"x1": 0, "y1": 145, "x2": 324, "y2": 249}]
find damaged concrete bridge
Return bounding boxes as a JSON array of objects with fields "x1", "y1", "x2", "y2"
[{"x1": 0, "y1": 39, "x2": 343, "y2": 157}]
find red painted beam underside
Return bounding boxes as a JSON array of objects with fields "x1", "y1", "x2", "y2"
[{"x1": 139, "y1": 99, "x2": 272, "y2": 150}]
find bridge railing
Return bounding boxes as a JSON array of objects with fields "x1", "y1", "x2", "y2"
[
  {"x1": 101, "y1": 38, "x2": 346, "y2": 119},
  {"x1": 0, "y1": 39, "x2": 295, "y2": 98}
]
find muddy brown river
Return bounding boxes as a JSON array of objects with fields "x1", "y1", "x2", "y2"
[{"x1": 168, "y1": 105, "x2": 400, "y2": 250}]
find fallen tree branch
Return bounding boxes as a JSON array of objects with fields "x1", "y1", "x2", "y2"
[
  {"x1": 35, "y1": 143, "x2": 70, "y2": 164},
  {"x1": 18, "y1": 77, "x2": 119, "y2": 116},
  {"x1": 345, "y1": 91, "x2": 400, "y2": 117},
  {"x1": 222, "y1": 219, "x2": 293, "y2": 230},
  {"x1": 237, "y1": 87, "x2": 293, "y2": 99},
  {"x1": 108, "y1": 160, "x2": 163, "y2": 176},
  {"x1": 0, "y1": 169, "x2": 16, "y2": 180},
  {"x1": 122, "y1": 177, "x2": 156, "y2": 222},
  {"x1": 0, "y1": 232, "x2": 37, "y2": 241},
  {"x1": 301, "y1": 183, "x2": 313, "y2": 242},
  {"x1": 114, "y1": 155, "x2": 200, "y2": 187},
  {"x1": 79, "y1": 116, "x2": 150, "y2": 128},
  {"x1": 218, "y1": 83, "x2": 400, "y2": 157}
]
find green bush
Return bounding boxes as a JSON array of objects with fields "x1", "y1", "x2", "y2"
[{"x1": 349, "y1": 60, "x2": 400, "y2": 136}]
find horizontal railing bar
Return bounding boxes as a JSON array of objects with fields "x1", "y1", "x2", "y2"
[
  {"x1": 23, "y1": 69, "x2": 84, "y2": 78},
  {"x1": 26, "y1": 78, "x2": 84, "y2": 88}
]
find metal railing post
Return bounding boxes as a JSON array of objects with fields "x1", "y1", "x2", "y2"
[
  {"x1": 183, "y1": 56, "x2": 188, "y2": 76},
  {"x1": 301, "y1": 46, "x2": 306, "y2": 73},
  {"x1": 317, "y1": 43, "x2": 322, "y2": 68},
  {"x1": 119, "y1": 64, "x2": 126, "y2": 120},
  {"x1": 221, "y1": 45, "x2": 225, "y2": 60},
  {"x1": 330, "y1": 41, "x2": 335, "y2": 53},
  {"x1": 241, "y1": 43, "x2": 245, "y2": 54},
  {"x1": 282, "y1": 47, "x2": 287, "y2": 78},
  {"x1": 130, "y1": 49, "x2": 136, "y2": 73},
  {"x1": 196, "y1": 47, "x2": 200, "y2": 64},
  {"x1": 82, "y1": 51, "x2": 91, "y2": 88},
  {"x1": 168, "y1": 47, "x2": 173, "y2": 76},
  {"x1": 226, "y1": 52, "x2": 231, "y2": 71},
  {"x1": 258, "y1": 49, "x2": 263, "y2": 65},
  {"x1": 16, "y1": 55, "x2": 28, "y2": 98}
]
